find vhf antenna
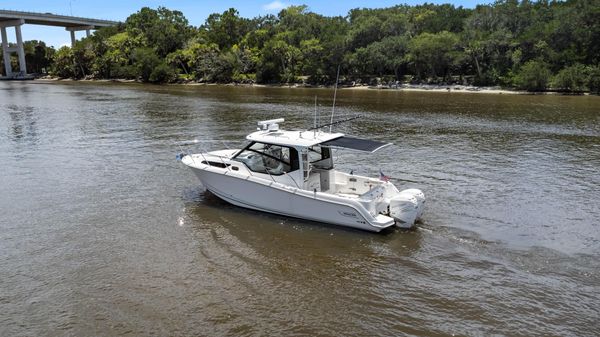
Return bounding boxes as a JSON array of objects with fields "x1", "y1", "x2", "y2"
[
  {"x1": 313, "y1": 95, "x2": 318, "y2": 138},
  {"x1": 329, "y1": 64, "x2": 341, "y2": 132}
]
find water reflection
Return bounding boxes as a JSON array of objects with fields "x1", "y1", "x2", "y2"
[
  {"x1": 7, "y1": 104, "x2": 38, "y2": 144},
  {"x1": 185, "y1": 189, "x2": 423, "y2": 250}
]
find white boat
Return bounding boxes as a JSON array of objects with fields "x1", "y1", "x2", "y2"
[{"x1": 179, "y1": 118, "x2": 425, "y2": 232}]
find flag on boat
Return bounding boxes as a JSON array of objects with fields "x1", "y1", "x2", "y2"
[{"x1": 379, "y1": 169, "x2": 390, "y2": 182}]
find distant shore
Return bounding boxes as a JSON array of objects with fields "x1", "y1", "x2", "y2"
[{"x1": 32, "y1": 77, "x2": 590, "y2": 95}]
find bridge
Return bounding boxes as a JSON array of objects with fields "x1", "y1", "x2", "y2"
[{"x1": 0, "y1": 10, "x2": 119, "y2": 78}]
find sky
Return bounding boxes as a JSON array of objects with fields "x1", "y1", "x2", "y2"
[{"x1": 0, "y1": 0, "x2": 484, "y2": 49}]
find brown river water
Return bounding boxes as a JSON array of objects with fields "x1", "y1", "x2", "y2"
[{"x1": 1, "y1": 81, "x2": 599, "y2": 336}]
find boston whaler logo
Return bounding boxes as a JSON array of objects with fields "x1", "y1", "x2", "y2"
[{"x1": 338, "y1": 210, "x2": 358, "y2": 218}]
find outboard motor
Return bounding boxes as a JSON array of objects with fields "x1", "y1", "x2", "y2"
[
  {"x1": 389, "y1": 189, "x2": 425, "y2": 228},
  {"x1": 402, "y1": 188, "x2": 425, "y2": 220}
]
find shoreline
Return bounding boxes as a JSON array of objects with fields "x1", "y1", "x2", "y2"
[{"x1": 29, "y1": 77, "x2": 590, "y2": 96}]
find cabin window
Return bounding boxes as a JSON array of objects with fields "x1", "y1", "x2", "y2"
[
  {"x1": 308, "y1": 146, "x2": 333, "y2": 170},
  {"x1": 201, "y1": 160, "x2": 230, "y2": 168},
  {"x1": 232, "y1": 142, "x2": 297, "y2": 175}
]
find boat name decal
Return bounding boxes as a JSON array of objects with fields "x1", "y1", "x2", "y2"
[{"x1": 338, "y1": 211, "x2": 358, "y2": 218}]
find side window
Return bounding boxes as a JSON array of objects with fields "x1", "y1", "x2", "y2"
[
  {"x1": 308, "y1": 146, "x2": 333, "y2": 170},
  {"x1": 233, "y1": 142, "x2": 297, "y2": 175}
]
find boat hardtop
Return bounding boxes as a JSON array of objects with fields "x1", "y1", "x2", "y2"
[
  {"x1": 248, "y1": 119, "x2": 344, "y2": 147},
  {"x1": 248, "y1": 118, "x2": 393, "y2": 152}
]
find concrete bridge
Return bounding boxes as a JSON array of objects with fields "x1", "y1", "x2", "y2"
[{"x1": 0, "y1": 10, "x2": 119, "y2": 78}]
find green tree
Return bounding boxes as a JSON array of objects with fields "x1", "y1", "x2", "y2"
[
  {"x1": 409, "y1": 4, "x2": 469, "y2": 35},
  {"x1": 93, "y1": 31, "x2": 142, "y2": 79},
  {"x1": 377, "y1": 35, "x2": 409, "y2": 80},
  {"x1": 166, "y1": 49, "x2": 190, "y2": 77},
  {"x1": 51, "y1": 46, "x2": 77, "y2": 78},
  {"x1": 126, "y1": 7, "x2": 193, "y2": 57},
  {"x1": 347, "y1": 35, "x2": 408, "y2": 80},
  {"x1": 71, "y1": 40, "x2": 97, "y2": 78},
  {"x1": 202, "y1": 8, "x2": 252, "y2": 50},
  {"x1": 23, "y1": 40, "x2": 55, "y2": 74},
  {"x1": 513, "y1": 60, "x2": 552, "y2": 91},
  {"x1": 261, "y1": 33, "x2": 302, "y2": 82},
  {"x1": 587, "y1": 66, "x2": 600, "y2": 95},
  {"x1": 182, "y1": 42, "x2": 221, "y2": 81},
  {"x1": 231, "y1": 44, "x2": 259, "y2": 78},
  {"x1": 149, "y1": 63, "x2": 177, "y2": 83},
  {"x1": 462, "y1": 5, "x2": 517, "y2": 85},
  {"x1": 48, "y1": 42, "x2": 93, "y2": 79},
  {"x1": 346, "y1": 9, "x2": 386, "y2": 51},
  {"x1": 552, "y1": 64, "x2": 588, "y2": 93},
  {"x1": 132, "y1": 47, "x2": 176, "y2": 83},
  {"x1": 298, "y1": 38, "x2": 323, "y2": 79},
  {"x1": 408, "y1": 31, "x2": 459, "y2": 81}
]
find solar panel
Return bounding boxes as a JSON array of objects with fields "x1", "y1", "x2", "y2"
[{"x1": 320, "y1": 136, "x2": 392, "y2": 153}]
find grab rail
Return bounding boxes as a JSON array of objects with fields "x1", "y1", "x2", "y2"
[{"x1": 284, "y1": 172, "x2": 301, "y2": 189}]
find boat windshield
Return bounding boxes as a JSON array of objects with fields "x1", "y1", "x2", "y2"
[{"x1": 232, "y1": 142, "x2": 298, "y2": 175}]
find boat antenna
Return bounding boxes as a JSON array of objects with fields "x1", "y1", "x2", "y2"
[
  {"x1": 308, "y1": 115, "x2": 361, "y2": 131},
  {"x1": 329, "y1": 64, "x2": 341, "y2": 132},
  {"x1": 314, "y1": 95, "x2": 318, "y2": 138}
]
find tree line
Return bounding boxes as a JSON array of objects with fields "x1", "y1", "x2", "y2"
[{"x1": 2, "y1": 0, "x2": 599, "y2": 93}]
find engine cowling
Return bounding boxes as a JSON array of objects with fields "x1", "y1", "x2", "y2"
[
  {"x1": 401, "y1": 188, "x2": 425, "y2": 220},
  {"x1": 389, "y1": 189, "x2": 425, "y2": 228}
]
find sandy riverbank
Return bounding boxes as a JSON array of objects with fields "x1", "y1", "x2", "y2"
[
  {"x1": 32, "y1": 77, "x2": 567, "y2": 95},
  {"x1": 343, "y1": 84, "x2": 527, "y2": 94}
]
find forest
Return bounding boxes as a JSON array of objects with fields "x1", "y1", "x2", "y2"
[{"x1": 2, "y1": 0, "x2": 599, "y2": 93}]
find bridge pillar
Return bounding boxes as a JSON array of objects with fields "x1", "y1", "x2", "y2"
[
  {"x1": 1, "y1": 27, "x2": 10, "y2": 76},
  {"x1": 66, "y1": 25, "x2": 95, "y2": 47},
  {"x1": 14, "y1": 24, "x2": 26, "y2": 73},
  {"x1": 0, "y1": 19, "x2": 26, "y2": 77}
]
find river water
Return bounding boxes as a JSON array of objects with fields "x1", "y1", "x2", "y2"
[{"x1": 1, "y1": 81, "x2": 599, "y2": 336}]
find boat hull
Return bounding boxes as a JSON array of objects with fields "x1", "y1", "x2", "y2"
[{"x1": 187, "y1": 165, "x2": 395, "y2": 232}]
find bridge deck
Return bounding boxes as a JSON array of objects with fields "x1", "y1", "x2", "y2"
[{"x1": 0, "y1": 9, "x2": 119, "y2": 28}]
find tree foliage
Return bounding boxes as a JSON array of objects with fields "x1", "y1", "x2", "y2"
[
  {"x1": 552, "y1": 64, "x2": 589, "y2": 93},
  {"x1": 23, "y1": 41, "x2": 54, "y2": 74},
  {"x1": 41, "y1": 1, "x2": 599, "y2": 91},
  {"x1": 408, "y1": 31, "x2": 459, "y2": 80},
  {"x1": 126, "y1": 7, "x2": 193, "y2": 57},
  {"x1": 513, "y1": 60, "x2": 552, "y2": 91},
  {"x1": 51, "y1": 46, "x2": 77, "y2": 78}
]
